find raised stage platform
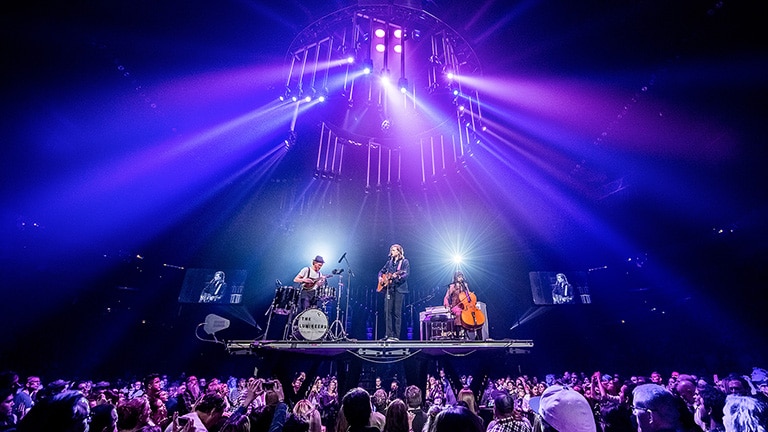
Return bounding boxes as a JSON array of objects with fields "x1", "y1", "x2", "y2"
[{"x1": 225, "y1": 338, "x2": 534, "y2": 361}]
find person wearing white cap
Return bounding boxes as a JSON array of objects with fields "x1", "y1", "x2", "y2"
[{"x1": 535, "y1": 385, "x2": 596, "y2": 432}]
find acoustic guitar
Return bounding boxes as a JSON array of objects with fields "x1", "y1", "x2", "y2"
[
  {"x1": 301, "y1": 274, "x2": 334, "y2": 290},
  {"x1": 301, "y1": 268, "x2": 344, "y2": 291},
  {"x1": 377, "y1": 270, "x2": 405, "y2": 292}
]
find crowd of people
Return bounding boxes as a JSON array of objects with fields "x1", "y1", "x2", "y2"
[{"x1": 2, "y1": 366, "x2": 768, "y2": 432}]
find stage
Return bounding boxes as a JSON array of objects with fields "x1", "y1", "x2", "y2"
[{"x1": 224, "y1": 338, "x2": 534, "y2": 362}]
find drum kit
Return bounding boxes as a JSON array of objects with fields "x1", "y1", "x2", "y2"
[{"x1": 265, "y1": 277, "x2": 346, "y2": 341}]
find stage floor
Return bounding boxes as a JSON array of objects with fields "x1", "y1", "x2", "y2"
[{"x1": 225, "y1": 338, "x2": 534, "y2": 359}]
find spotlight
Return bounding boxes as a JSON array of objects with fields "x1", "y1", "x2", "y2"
[
  {"x1": 281, "y1": 86, "x2": 293, "y2": 101},
  {"x1": 447, "y1": 72, "x2": 455, "y2": 80},
  {"x1": 375, "y1": 44, "x2": 385, "y2": 53},
  {"x1": 346, "y1": 56, "x2": 355, "y2": 64},
  {"x1": 393, "y1": 44, "x2": 402, "y2": 53},
  {"x1": 374, "y1": 28, "x2": 386, "y2": 38},
  {"x1": 362, "y1": 59, "x2": 373, "y2": 74},
  {"x1": 398, "y1": 77, "x2": 408, "y2": 93},
  {"x1": 314, "y1": 88, "x2": 328, "y2": 102},
  {"x1": 452, "y1": 255, "x2": 463, "y2": 264},
  {"x1": 411, "y1": 29, "x2": 421, "y2": 40},
  {"x1": 304, "y1": 95, "x2": 312, "y2": 102},
  {"x1": 393, "y1": 29, "x2": 402, "y2": 39},
  {"x1": 452, "y1": 88, "x2": 460, "y2": 96}
]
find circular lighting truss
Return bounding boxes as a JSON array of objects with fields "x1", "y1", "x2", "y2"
[{"x1": 283, "y1": 3, "x2": 483, "y2": 146}]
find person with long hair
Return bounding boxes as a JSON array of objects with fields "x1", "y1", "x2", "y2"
[
  {"x1": 378, "y1": 244, "x2": 410, "y2": 341},
  {"x1": 384, "y1": 399, "x2": 409, "y2": 432}
]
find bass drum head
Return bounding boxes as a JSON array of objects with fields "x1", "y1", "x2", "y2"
[{"x1": 293, "y1": 308, "x2": 328, "y2": 341}]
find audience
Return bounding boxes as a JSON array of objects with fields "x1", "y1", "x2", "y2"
[
  {"x1": 16, "y1": 390, "x2": 90, "y2": 432},
  {"x1": 4, "y1": 366, "x2": 768, "y2": 432}
]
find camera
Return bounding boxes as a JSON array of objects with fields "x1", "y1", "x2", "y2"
[{"x1": 264, "y1": 380, "x2": 276, "y2": 391}]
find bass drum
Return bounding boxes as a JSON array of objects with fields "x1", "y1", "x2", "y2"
[{"x1": 292, "y1": 308, "x2": 328, "y2": 341}]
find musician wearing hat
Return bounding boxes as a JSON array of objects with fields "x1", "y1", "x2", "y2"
[{"x1": 293, "y1": 255, "x2": 329, "y2": 313}]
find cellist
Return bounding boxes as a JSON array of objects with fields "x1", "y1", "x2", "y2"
[{"x1": 443, "y1": 271, "x2": 483, "y2": 340}]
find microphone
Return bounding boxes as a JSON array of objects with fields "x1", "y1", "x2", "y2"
[{"x1": 338, "y1": 252, "x2": 347, "y2": 263}]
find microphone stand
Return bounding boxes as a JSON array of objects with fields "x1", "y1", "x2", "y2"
[
  {"x1": 343, "y1": 256, "x2": 355, "y2": 338},
  {"x1": 328, "y1": 255, "x2": 355, "y2": 340}
]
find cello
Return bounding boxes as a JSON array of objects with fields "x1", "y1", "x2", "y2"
[{"x1": 456, "y1": 283, "x2": 485, "y2": 330}]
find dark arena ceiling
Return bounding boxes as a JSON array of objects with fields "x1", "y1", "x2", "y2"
[{"x1": 1, "y1": 0, "x2": 767, "y2": 377}]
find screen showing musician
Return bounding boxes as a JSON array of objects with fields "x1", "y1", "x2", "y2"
[
  {"x1": 293, "y1": 255, "x2": 330, "y2": 313},
  {"x1": 178, "y1": 268, "x2": 247, "y2": 305},
  {"x1": 443, "y1": 271, "x2": 485, "y2": 340},
  {"x1": 529, "y1": 271, "x2": 591, "y2": 305}
]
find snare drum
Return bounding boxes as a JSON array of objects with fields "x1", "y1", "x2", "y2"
[
  {"x1": 292, "y1": 308, "x2": 328, "y2": 340},
  {"x1": 317, "y1": 285, "x2": 336, "y2": 301},
  {"x1": 272, "y1": 286, "x2": 298, "y2": 315}
]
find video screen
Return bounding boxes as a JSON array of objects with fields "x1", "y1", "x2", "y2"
[
  {"x1": 529, "y1": 271, "x2": 591, "y2": 305},
  {"x1": 178, "y1": 269, "x2": 247, "y2": 305}
]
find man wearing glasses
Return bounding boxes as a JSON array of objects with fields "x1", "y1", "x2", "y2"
[{"x1": 632, "y1": 384, "x2": 686, "y2": 432}]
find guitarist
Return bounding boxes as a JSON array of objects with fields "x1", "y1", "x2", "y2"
[
  {"x1": 378, "y1": 244, "x2": 410, "y2": 341},
  {"x1": 293, "y1": 255, "x2": 328, "y2": 313}
]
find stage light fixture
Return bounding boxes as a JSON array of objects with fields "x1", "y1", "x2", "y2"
[
  {"x1": 281, "y1": 4, "x2": 485, "y2": 189},
  {"x1": 398, "y1": 77, "x2": 408, "y2": 93},
  {"x1": 362, "y1": 59, "x2": 374, "y2": 74}
]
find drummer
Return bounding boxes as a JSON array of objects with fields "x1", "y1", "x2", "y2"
[{"x1": 293, "y1": 255, "x2": 327, "y2": 313}]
